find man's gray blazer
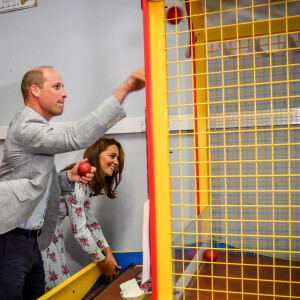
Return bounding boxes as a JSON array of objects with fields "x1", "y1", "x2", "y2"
[{"x1": 0, "y1": 95, "x2": 125, "y2": 250}]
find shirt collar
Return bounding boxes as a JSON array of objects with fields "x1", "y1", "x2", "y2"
[{"x1": 25, "y1": 106, "x2": 49, "y2": 124}]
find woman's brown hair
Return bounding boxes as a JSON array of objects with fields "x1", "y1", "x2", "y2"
[{"x1": 61, "y1": 137, "x2": 124, "y2": 199}]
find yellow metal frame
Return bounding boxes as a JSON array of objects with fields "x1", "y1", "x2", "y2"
[
  {"x1": 38, "y1": 262, "x2": 100, "y2": 300},
  {"x1": 147, "y1": 0, "x2": 300, "y2": 299},
  {"x1": 147, "y1": 1, "x2": 173, "y2": 299},
  {"x1": 202, "y1": 15, "x2": 300, "y2": 42}
]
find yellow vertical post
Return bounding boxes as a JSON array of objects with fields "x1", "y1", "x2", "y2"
[{"x1": 147, "y1": 1, "x2": 173, "y2": 299}]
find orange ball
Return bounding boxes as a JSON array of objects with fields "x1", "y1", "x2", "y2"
[
  {"x1": 166, "y1": 6, "x2": 183, "y2": 25},
  {"x1": 203, "y1": 249, "x2": 218, "y2": 262},
  {"x1": 78, "y1": 162, "x2": 92, "y2": 177}
]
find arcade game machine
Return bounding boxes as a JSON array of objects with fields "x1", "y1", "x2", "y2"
[{"x1": 143, "y1": 0, "x2": 300, "y2": 299}]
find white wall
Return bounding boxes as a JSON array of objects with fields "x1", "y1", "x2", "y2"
[{"x1": 0, "y1": 0, "x2": 147, "y2": 275}]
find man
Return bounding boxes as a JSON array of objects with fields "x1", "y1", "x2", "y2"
[{"x1": 0, "y1": 66, "x2": 145, "y2": 299}]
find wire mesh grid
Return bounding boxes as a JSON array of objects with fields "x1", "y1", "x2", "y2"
[{"x1": 162, "y1": 0, "x2": 300, "y2": 299}]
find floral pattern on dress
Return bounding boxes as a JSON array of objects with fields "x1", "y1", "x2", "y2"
[
  {"x1": 48, "y1": 252, "x2": 57, "y2": 262},
  {"x1": 72, "y1": 224, "x2": 78, "y2": 234},
  {"x1": 91, "y1": 222, "x2": 100, "y2": 230},
  {"x1": 90, "y1": 252, "x2": 99, "y2": 260},
  {"x1": 41, "y1": 183, "x2": 109, "y2": 292},
  {"x1": 75, "y1": 207, "x2": 83, "y2": 217},
  {"x1": 79, "y1": 237, "x2": 89, "y2": 247},
  {"x1": 68, "y1": 194, "x2": 77, "y2": 205},
  {"x1": 62, "y1": 264, "x2": 69, "y2": 275},
  {"x1": 49, "y1": 271, "x2": 58, "y2": 282},
  {"x1": 52, "y1": 235, "x2": 58, "y2": 244},
  {"x1": 97, "y1": 239, "x2": 105, "y2": 249}
]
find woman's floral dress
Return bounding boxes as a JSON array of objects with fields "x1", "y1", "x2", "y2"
[{"x1": 41, "y1": 183, "x2": 109, "y2": 292}]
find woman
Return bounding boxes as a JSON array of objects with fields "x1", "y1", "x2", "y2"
[{"x1": 42, "y1": 137, "x2": 124, "y2": 291}]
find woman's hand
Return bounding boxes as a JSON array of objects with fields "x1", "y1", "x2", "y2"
[
  {"x1": 102, "y1": 247, "x2": 121, "y2": 276},
  {"x1": 98, "y1": 256, "x2": 120, "y2": 282},
  {"x1": 67, "y1": 158, "x2": 96, "y2": 184}
]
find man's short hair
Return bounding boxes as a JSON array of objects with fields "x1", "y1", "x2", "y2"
[{"x1": 21, "y1": 66, "x2": 53, "y2": 103}]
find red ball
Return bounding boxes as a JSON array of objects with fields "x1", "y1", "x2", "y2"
[
  {"x1": 203, "y1": 249, "x2": 218, "y2": 262},
  {"x1": 78, "y1": 162, "x2": 92, "y2": 177},
  {"x1": 166, "y1": 6, "x2": 183, "y2": 25}
]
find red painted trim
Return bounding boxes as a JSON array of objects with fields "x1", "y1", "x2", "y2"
[
  {"x1": 142, "y1": 1, "x2": 158, "y2": 299},
  {"x1": 185, "y1": 1, "x2": 201, "y2": 216}
]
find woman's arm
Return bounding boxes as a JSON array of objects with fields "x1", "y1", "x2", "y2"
[
  {"x1": 84, "y1": 205, "x2": 109, "y2": 250},
  {"x1": 85, "y1": 209, "x2": 121, "y2": 279},
  {"x1": 65, "y1": 183, "x2": 105, "y2": 261},
  {"x1": 65, "y1": 183, "x2": 119, "y2": 280}
]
